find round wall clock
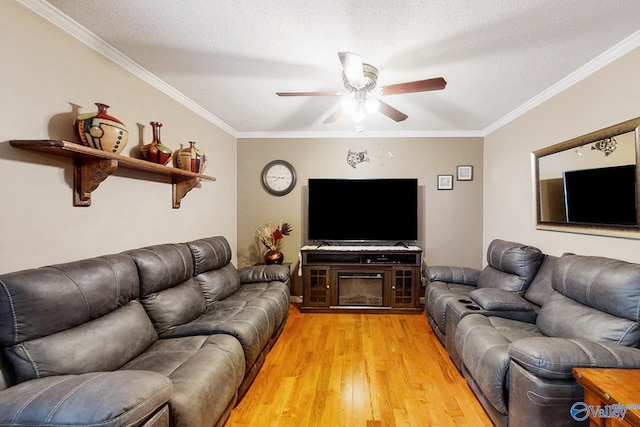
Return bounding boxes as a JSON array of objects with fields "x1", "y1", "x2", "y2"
[{"x1": 261, "y1": 160, "x2": 297, "y2": 196}]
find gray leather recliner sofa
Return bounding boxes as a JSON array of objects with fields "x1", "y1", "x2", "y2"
[
  {"x1": 426, "y1": 247, "x2": 640, "y2": 427},
  {"x1": 0, "y1": 236, "x2": 290, "y2": 427},
  {"x1": 424, "y1": 239, "x2": 545, "y2": 353},
  {"x1": 456, "y1": 253, "x2": 640, "y2": 427}
]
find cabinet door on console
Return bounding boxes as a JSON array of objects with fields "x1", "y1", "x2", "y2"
[
  {"x1": 303, "y1": 267, "x2": 331, "y2": 307},
  {"x1": 391, "y1": 267, "x2": 418, "y2": 308}
]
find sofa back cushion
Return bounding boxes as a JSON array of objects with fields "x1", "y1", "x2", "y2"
[
  {"x1": 127, "y1": 243, "x2": 206, "y2": 335},
  {"x1": 0, "y1": 254, "x2": 140, "y2": 346},
  {"x1": 187, "y1": 236, "x2": 240, "y2": 304},
  {"x1": 523, "y1": 255, "x2": 557, "y2": 307},
  {"x1": 194, "y1": 263, "x2": 241, "y2": 305},
  {"x1": 537, "y1": 254, "x2": 640, "y2": 346},
  {"x1": 5, "y1": 301, "x2": 158, "y2": 383},
  {"x1": 477, "y1": 239, "x2": 544, "y2": 294},
  {"x1": 0, "y1": 255, "x2": 157, "y2": 383},
  {"x1": 187, "y1": 236, "x2": 233, "y2": 275}
]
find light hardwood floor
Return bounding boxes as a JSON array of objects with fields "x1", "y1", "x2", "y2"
[{"x1": 225, "y1": 304, "x2": 493, "y2": 426}]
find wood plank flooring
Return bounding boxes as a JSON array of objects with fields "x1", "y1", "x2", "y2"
[{"x1": 225, "y1": 304, "x2": 493, "y2": 426}]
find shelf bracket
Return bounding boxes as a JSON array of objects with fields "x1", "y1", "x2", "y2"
[
  {"x1": 172, "y1": 176, "x2": 200, "y2": 209},
  {"x1": 74, "y1": 157, "x2": 118, "y2": 206}
]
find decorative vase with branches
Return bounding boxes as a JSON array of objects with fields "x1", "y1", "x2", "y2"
[{"x1": 256, "y1": 221, "x2": 292, "y2": 264}]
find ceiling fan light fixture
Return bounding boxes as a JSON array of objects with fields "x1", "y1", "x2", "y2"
[
  {"x1": 352, "y1": 105, "x2": 367, "y2": 123},
  {"x1": 364, "y1": 98, "x2": 380, "y2": 114},
  {"x1": 342, "y1": 95, "x2": 357, "y2": 113}
]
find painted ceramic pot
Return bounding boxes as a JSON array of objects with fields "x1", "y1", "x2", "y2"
[
  {"x1": 141, "y1": 122, "x2": 173, "y2": 165},
  {"x1": 75, "y1": 103, "x2": 128, "y2": 154},
  {"x1": 174, "y1": 141, "x2": 207, "y2": 174}
]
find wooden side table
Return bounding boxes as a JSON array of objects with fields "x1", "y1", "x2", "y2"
[{"x1": 573, "y1": 368, "x2": 640, "y2": 426}]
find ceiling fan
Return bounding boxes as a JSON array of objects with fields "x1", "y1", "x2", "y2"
[{"x1": 276, "y1": 52, "x2": 446, "y2": 129}]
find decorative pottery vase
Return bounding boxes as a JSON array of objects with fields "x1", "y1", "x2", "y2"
[
  {"x1": 141, "y1": 122, "x2": 173, "y2": 165},
  {"x1": 264, "y1": 249, "x2": 284, "y2": 265},
  {"x1": 174, "y1": 141, "x2": 207, "y2": 174},
  {"x1": 75, "y1": 102, "x2": 128, "y2": 154}
]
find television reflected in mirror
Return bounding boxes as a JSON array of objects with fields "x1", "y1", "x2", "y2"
[{"x1": 532, "y1": 117, "x2": 640, "y2": 239}]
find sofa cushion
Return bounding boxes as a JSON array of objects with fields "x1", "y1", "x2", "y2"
[
  {"x1": 126, "y1": 243, "x2": 195, "y2": 296},
  {"x1": 5, "y1": 300, "x2": 158, "y2": 383},
  {"x1": 523, "y1": 255, "x2": 557, "y2": 307},
  {"x1": 227, "y1": 281, "x2": 291, "y2": 332},
  {"x1": 157, "y1": 279, "x2": 289, "y2": 370},
  {"x1": 142, "y1": 279, "x2": 207, "y2": 335},
  {"x1": 122, "y1": 334, "x2": 245, "y2": 427},
  {"x1": 187, "y1": 236, "x2": 233, "y2": 275},
  {"x1": 159, "y1": 299, "x2": 273, "y2": 370},
  {"x1": 127, "y1": 243, "x2": 207, "y2": 334},
  {"x1": 536, "y1": 254, "x2": 640, "y2": 346},
  {"x1": 0, "y1": 371, "x2": 173, "y2": 427},
  {"x1": 536, "y1": 292, "x2": 640, "y2": 346},
  {"x1": 551, "y1": 254, "x2": 640, "y2": 322},
  {"x1": 425, "y1": 266, "x2": 481, "y2": 285},
  {"x1": 195, "y1": 263, "x2": 242, "y2": 305},
  {"x1": 425, "y1": 282, "x2": 477, "y2": 336},
  {"x1": 239, "y1": 264, "x2": 291, "y2": 284},
  {"x1": 508, "y1": 337, "x2": 640, "y2": 380},
  {"x1": 469, "y1": 288, "x2": 535, "y2": 311},
  {"x1": 456, "y1": 314, "x2": 545, "y2": 415},
  {"x1": 477, "y1": 239, "x2": 544, "y2": 293},
  {"x1": 0, "y1": 254, "x2": 140, "y2": 347}
]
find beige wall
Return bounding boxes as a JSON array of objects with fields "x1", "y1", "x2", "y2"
[
  {"x1": 237, "y1": 136, "x2": 483, "y2": 296},
  {"x1": 0, "y1": 1, "x2": 237, "y2": 273},
  {"x1": 484, "y1": 46, "x2": 640, "y2": 263}
]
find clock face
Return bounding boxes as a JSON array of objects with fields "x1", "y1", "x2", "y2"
[{"x1": 262, "y1": 160, "x2": 296, "y2": 196}]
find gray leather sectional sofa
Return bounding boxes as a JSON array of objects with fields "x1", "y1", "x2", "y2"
[
  {"x1": 0, "y1": 236, "x2": 290, "y2": 427},
  {"x1": 425, "y1": 240, "x2": 640, "y2": 427}
]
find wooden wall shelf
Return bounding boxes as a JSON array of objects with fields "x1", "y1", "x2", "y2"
[{"x1": 10, "y1": 139, "x2": 216, "y2": 208}]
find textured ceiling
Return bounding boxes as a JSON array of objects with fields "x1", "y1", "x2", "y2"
[{"x1": 38, "y1": 0, "x2": 640, "y2": 136}]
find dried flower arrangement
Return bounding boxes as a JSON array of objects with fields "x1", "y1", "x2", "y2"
[{"x1": 256, "y1": 222, "x2": 292, "y2": 251}]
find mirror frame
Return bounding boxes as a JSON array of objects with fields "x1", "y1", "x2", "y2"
[{"x1": 531, "y1": 117, "x2": 640, "y2": 239}]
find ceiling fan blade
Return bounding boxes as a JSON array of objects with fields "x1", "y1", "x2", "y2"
[
  {"x1": 380, "y1": 77, "x2": 447, "y2": 95},
  {"x1": 378, "y1": 101, "x2": 408, "y2": 122},
  {"x1": 323, "y1": 106, "x2": 343, "y2": 123},
  {"x1": 338, "y1": 51, "x2": 365, "y2": 88},
  {"x1": 276, "y1": 91, "x2": 339, "y2": 96}
]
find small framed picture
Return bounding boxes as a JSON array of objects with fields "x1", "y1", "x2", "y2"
[
  {"x1": 437, "y1": 174, "x2": 454, "y2": 190},
  {"x1": 457, "y1": 165, "x2": 473, "y2": 181}
]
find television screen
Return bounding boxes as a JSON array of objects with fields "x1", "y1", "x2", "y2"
[
  {"x1": 307, "y1": 178, "x2": 418, "y2": 243},
  {"x1": 563, "y1": 164, "x2": 637, "y2": 225}
]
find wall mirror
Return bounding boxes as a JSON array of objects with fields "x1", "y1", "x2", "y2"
[{"x1": 532, "y1": 117, "x2": 640, "y2": 238}]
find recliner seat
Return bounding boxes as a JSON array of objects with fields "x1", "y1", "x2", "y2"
[
  {"x1": 455, "y1": 253, "x2": 640, "y2": 427},
  {"x1": 424, "y1": 239, "x2": 544, "y2": 346}
]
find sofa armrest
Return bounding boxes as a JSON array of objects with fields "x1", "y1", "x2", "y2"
[
  {"x1": 238, "y1": 264, "x2": 290, "y2": 284},
  {"x1": 469, "y1": 288, "x2": 536, "y2": 311},
  {"x1": 0, "y1": 371, "x2": 173, "y2": 426},
  {"x1": 425, "y1": 266, "x2": 481, "y2": 286},
  {"x1": 508, "y1": 337, "x2": 640, "y2": 380}
]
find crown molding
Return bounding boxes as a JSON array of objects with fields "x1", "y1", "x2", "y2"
[
  {"x1": 483, "y1": 29, "x2": 640, "y2": 137},
  {"x1": 236, "y1": 130, "x2": 484, "y2": 139},
  {"x1": 18, "y1": 0, "x2": 239, "y2": 138}
]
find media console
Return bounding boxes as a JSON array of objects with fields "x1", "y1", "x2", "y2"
[{"x1": 300, "y1": 245, "x2": 423, "y2": 314}]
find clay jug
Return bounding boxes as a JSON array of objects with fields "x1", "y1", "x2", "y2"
[
  {"x1": 75, "y1": 102, "x2": 128, "y2": 154},
  {"x1": 141, "y1": 122, "x2": 173, "y2": 165},
  {"x1": 174, "y1": 141, "x2": 207, "y2": 173}
]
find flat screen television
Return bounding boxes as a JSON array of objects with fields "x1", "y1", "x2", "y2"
[
  {"x1": 307, "y1": 178, "x2": 418, "y2": 244},
  {"x1": 563, "y1": 164, "x2": 637, "y2": 225}
]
